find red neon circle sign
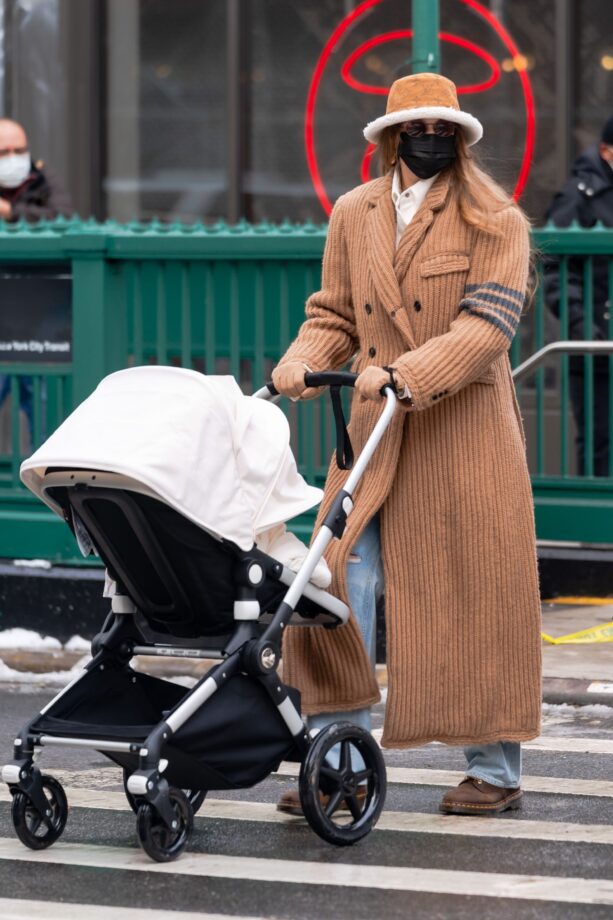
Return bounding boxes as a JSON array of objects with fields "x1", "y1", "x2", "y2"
[
  {"x1": 305, "y1": 0, "x2": 536, "y2": 215},
  {"x1": 341, "y1": 31, "x2": 501, "y2": 96}
]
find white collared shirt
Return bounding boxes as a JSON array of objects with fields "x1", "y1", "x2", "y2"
[{"x1": 391, "y1": 167, "x2": 436, "y2": 247}]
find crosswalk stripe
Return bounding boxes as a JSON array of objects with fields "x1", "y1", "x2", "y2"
[
  {"x1": 0, "y1": 899, "x2": 260, "y2": 920},
  {"x1": 275, "y1": 763, "x2": 613, "y2": 796},
  {"x1": 3, "y1": 785, "x2": 613, "y2": 846},
  {"x1": 375, "y1": 811, "x2": 613, "y2": 844},
  {"x1": 370, "y1": 729, "x2": 613, "y2": 756},
  {"x1": 0, "y1": 838, "x2": 612, "y2": 905},
  {"x1": 523, "y1": 737, "x2": 613, "y2": 755}
]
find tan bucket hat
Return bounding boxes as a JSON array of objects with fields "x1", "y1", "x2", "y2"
[{"x1": 363, "y1": 72, "x2": 483, "y2": 147}]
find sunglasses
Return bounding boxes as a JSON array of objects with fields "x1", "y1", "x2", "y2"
[{"x1": 401, "y1": 121, "x2": 456, "y2": 138}]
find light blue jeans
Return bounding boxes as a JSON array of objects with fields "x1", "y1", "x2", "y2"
[{"x1": 309, "y1": 515, "x2": 522, "y2": 789}]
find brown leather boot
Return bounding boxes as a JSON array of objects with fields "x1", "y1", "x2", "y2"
[
  {"x1": 277, "y1": 786, "x2": 367, "y2": 817},
  {"x1": 439, "y1": 776, "x2": 523, "y2": 815}
]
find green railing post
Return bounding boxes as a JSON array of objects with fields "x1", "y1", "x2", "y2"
[
  {"x1": 66, "y1": 229, "x2": 127, "y2": 408},
  {"x1": 412, "y1": 0, "x2": 440, "y2": 73}
]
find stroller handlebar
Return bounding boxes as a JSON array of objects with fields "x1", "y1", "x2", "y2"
[
  {"x1": 265, "y1": 371, "x2": 358, "y2": 396},
  {"x1": 260, "y1": 371, "x2": 397, "y2": 472}
]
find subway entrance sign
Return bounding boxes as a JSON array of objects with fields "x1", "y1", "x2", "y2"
[{"x1": 0, "y1": 263, "x2": 71, "y2": 363}]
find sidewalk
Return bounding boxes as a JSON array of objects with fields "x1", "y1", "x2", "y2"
[
  {"x1": 541, "y1": 600, "x2": 613, "y2": 706},
  {"x1": 2, "y1": 602, "x2": 613, "y2": 705}
]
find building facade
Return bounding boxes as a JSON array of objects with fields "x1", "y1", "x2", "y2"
[{"x1": 1, "y1": 0, "x2": 612, "y2": 224}]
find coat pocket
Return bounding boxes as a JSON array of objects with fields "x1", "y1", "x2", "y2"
[
  {"x1": 474, "y1": 366, "x2": 496, "y2": 385},
  {"x1": 419, "y1": 252, "x2": 470, "y2": 278},
  {"x1": 473, "y1": 355, "x2": 501, "y2": 386}
]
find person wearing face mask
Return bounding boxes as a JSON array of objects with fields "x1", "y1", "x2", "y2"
[
  {"x1": 272, "y1": 73, "x2": 541, "y2": 818},
  {"x1": 0, "y1": 118, "x2": 71, "y2": 223},
  {"x1": 544, "y1": 116, "x2": 613, "y2": 476},
  {"x1": 0, "y1": 118, "x2": 71, "y2": 444}
]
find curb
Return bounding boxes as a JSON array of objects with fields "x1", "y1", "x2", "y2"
[
  {"x1": 0, "y1": 561, "x2": 106, "y2": 643},
  {"x1": 3, "y1": 544, "x2": 613, "y2": 646},
  {"x1": 2, "y1": 652, "x2": 613, "y2": 709},
  {"x1": 539, "y1": 545, "x2": 613, "y2": 598},
  {"x1": 542, "y1": 677, "x2": 613, "y2": 708}
]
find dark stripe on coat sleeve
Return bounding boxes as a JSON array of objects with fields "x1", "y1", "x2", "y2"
[
  {"x1": 464, "y1": 281, "x2": 526, "y2": 304},
  {"x1": 460, "y1": 303, "x2": 516, "y2": 341},
  {"x1": 461, "y1": 298, "x2": 522, "y2": 326},
  {"x1": 464, "y1": 290, "x2": 524, "y2": 314}
]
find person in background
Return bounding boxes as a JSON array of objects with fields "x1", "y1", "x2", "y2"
[
  {"x1": 544, "y1": 116, "x2": 613, "y2": 476},
  {"x1": 0, "y1": 118, "x2": 71, "y2": 223},
  {"x1": 0, "y1": 118, "x2": 71, "y2": 442}
]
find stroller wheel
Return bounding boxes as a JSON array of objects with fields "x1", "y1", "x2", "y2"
[
  {"x1": 136, "y1": 787, "x2": 193, "y2": 862},
  {"x1": 123, "y1": 768, "x2": 206, "y2": 815},
  {"x1": 11, "y1": 775, "x2": 68, "y2": 850},
  {"x1": 299, "y1": 722, "x2": 386, "y2": 846}
]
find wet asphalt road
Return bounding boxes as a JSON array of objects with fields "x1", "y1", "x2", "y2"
[{"x1": 2, "y1": 685, "x2": 613, "y2": 919}]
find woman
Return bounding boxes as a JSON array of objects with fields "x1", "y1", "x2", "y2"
[{"x1": 272, "y1": 73, "x2": 541, "y2": 816}]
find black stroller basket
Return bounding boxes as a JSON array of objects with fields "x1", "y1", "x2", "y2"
[{"x1": 3, "y1": 371, "x2": 397, "y2": 861}]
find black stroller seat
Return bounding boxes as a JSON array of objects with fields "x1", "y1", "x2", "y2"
[{"x1": 43, "y1": 469, "x2": 350, "y2": 640}]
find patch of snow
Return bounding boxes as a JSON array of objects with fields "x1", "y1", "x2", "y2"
[
  {"x1": 0, "y1": 628, "x2": 61, "y2": 651},
  {"x1": 165, "y1": 675, "x2": 197, "y2": 689},
  {"x1": 12, "y1": 559, "x2": 52, "y2": 569},
  {"x1": 0, "y1": 655, "x2": 89, "y2": 686},
  {"x1": 64, "y1": 635, "x2": 91, "y2": 652},
  {"x1": 542, "y1": 701, "x2": 613, "y2": 718}
]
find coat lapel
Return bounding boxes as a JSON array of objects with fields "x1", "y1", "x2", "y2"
[
  {"x1": 365, "y1": 172, "x2": 452, "y2": 349},
  {"x1": 366, "y1": 175, "x2": 417, "y2": 349}
]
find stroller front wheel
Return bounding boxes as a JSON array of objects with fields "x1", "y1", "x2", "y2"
[
  {"x1": 123, "y1": 768, "x2": 206, "y2": 815},
  {"x1": 136, "y1": 787, "x2": 193, "y2": 862},
  {"x1": 299, "y1": 722, "x2": 386, "y2": 846},
  {"x1": 11, "y1": 774, "x2": 68, "y2": 850}
]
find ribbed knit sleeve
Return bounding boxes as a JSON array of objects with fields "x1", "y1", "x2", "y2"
[
  {"x1": 276, "y1": 197, "x2": 358, "y2": 372},
  {"x1": 391, "y1": 205, "x2": 529, "y2": 411}
]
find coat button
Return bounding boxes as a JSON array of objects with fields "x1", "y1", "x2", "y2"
[
  {"x1": 364, "y1": 303, "x2": 372, "y2": 314},
  {"x1": 414, "y1": 300, "x2": 422, "y2": 312},
  {"x1": 368, "y1": 346, "x2": 376, "y2": 358},
  {"x1": 390, "y1": 310, "x2": 396, "y2": 318}
]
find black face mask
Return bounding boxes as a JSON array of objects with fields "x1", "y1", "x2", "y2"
[{"x1": 397, "y1": 132, "x2": 457, "y2": 180}]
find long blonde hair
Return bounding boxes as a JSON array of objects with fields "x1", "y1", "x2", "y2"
[
  {"x1": 378, "y1": 124, "x2": 530, "y2": 239},
  {"x1": 379, "y1": 125, "x2": 540, "y2": 312}
]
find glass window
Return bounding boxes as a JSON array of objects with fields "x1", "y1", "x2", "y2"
[
  {"x1": 575, "y1": 0, "x2": 613, "y2": 151},
  {"x1": 2, "y1": 0, "x2": 607, "y2": 225},
  {"x1": 247, "y1": 0, "x2": 556, "y2": 222},
  {"x1": 105, "y1": 0, "x2": 227, "y2": 222},
  {"x1": 441, "y1": 0, "x2": 556, "y2": 221}
]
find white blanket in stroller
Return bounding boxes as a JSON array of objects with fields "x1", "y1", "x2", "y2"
[{"x1": 21, "y1": 367, "x2": 330, "y2": 585}]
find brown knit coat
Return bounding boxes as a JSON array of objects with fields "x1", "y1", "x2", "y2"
[{"x1": 278, "y1": 171, "x2": 542, "y2": 748}]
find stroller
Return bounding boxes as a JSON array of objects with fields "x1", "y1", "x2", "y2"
[{"x1": 2, "y1": 365, "x2": 397, "y2": 862}]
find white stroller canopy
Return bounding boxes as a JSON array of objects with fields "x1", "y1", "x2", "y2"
[{"x1": 20, "y1": 366, "x2": 323, "y2": 551}]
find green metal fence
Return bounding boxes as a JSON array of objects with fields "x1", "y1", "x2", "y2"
[{"x1": 0, "y1": 217, "x2": 612, "y2": 561}]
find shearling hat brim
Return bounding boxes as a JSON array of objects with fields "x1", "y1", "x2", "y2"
[{"x1": 364, "y1": 106, "x2": 483, "y2": 147}]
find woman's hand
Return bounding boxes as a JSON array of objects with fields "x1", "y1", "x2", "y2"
[
  {"x1": 272, "y1": 362, "x2": 322, "y2": 400},
  {"x1": 355, "y1": 366, "x2": 391, "y2": 402}
]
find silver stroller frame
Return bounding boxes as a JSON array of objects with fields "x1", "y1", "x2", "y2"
[{"x1": 2, "y1": 371, "x2": 397, "y2": 858}]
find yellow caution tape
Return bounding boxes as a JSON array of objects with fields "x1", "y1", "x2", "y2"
[
  {"x1": 543, "y1": 597, "x2": 613, "y2": 606},
  {"x1": 542, "y1": 621, "x2": 613, "y2": 645}
]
